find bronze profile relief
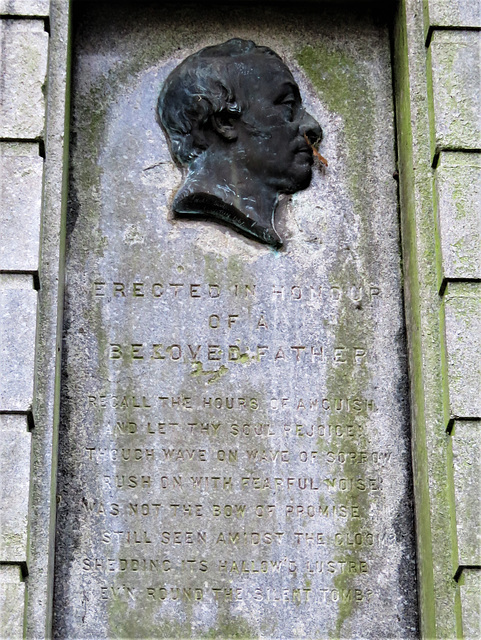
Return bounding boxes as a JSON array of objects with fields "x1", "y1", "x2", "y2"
[{"x1": 158, "y1": 38, "x2": 323, "y2": 247}]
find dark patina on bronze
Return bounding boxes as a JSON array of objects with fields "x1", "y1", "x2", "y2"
[{"x1": 158, "y1": 38, "x2": 322, "y2": 247}]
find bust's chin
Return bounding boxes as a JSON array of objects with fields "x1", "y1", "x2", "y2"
[
  {"x1": 173, "y1": 188, "x2": 283, "y2": 248},
  {"x1": 170, "y1": 156, "x2": 284, "y2": 247},
  {"x1": 272, "y1": 162, "x2": 314, "y2": 195}
]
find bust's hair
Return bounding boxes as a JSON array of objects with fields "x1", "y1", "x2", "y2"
[{"x1": 158, "y1": 38, "x2": 283, "y2": 166}]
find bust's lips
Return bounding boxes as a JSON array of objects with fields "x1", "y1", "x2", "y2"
[{"x1": 294, "y1": 146, "x2": 314, "y2": 164}]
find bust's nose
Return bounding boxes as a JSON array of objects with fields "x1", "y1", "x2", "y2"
[{"x1": 299, "y1": 110, "x2": 322, "y2": 144}]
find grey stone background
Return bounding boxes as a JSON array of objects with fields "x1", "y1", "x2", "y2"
[{"x1": 53, "y1": 4, "x2": 415, "y2": 638}]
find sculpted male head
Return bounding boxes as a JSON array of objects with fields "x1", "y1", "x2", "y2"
[{"x1": 158, "y1": 38, "x2": 322, "y2": 247}]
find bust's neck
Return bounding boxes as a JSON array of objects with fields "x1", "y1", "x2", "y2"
[{"x1": 172, "y1": 151, "x2": 282, "y2": 247}]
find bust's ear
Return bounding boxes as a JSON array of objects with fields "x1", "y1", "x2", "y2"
[{"x1": 211, "y1": 110, "x2": 238, "y2": 142}]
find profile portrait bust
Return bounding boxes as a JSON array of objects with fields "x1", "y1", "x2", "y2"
[{"x1": 158, "y1": 38, "x2": 322, "y2": 247}]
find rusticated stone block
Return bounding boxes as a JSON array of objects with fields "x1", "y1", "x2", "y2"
[
  {"x1": 460, "y1": 569, "x2": 481, "y2": 640},
  {"x1": 0, "y1": 283, "x2": 37, "y2": 411},
  {"x1": 435, "y1": 152, "x2": 481, "y2": 280},
  {"x1": 0, "y1": 143, "x2": 43, "y2": 271},
  {"x1": 0, "y1": 565, "x2": 25, "y2": 639},
  {"x1": 443, "y1": 283, "x2": 481, "y2": 420},
  {"x1": 0, "y1": 0, "x2": 49, "y2": 16},
  {"x1": 451, "y1": 421, "x2": 481, "y2": 566},
  {"x1": 0, "y1": 415, "x2": 31, "y2": 563},
  {"x1": 0, "y1": 19, "x2": 48, "y2": 139},
  {"x1": 425, "y1": 0, "x2": 481, "y2": 30},
  {"x1": 430, "y1": 31, "x2": 481, "y2": 153}
]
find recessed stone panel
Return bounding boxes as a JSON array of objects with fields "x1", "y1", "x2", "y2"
[
  {"x1": 451, "y1": 421, "x2": 481, "y2": 566},
  {"x1": 0, "y1": 415, "x2": 31, "y2": 563},
  {"x1": 443, "y1": 283, "x2": 481, "y2": 420},
  {"x1": 0, "y1": 0, "x2": 49, "y2": 16},
  {"x1": 429, "y1": 31, "x2": 481, "y2": 153},
  {"x1": 54, "y1": 4, "x2": 418, "y2": 639},
  {"x1": 435, "y1": 152, "x2": 481, "y2": 280},
  {"x1": 425, "y1": 0, "x2": 481, "y2": 30},
  {"x1": 0, "y1": 144, "x2": 43, "y2": 271},
  {"x1": 0, "y1": 566, "x2": 25, "y2": 640},
  {"x1": 0, "y1": 19, "x2": 48, "y2": 139},
  {"x1": 0, "y1": 287, "x2": 37, "y2": 412},
  {"x1": 460, "y1": 569, "x2": 481, "y2": 640}
]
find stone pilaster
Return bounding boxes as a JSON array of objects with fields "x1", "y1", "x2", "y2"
[
  {"x1": 0, "y1": 3, "x2": 49, "y2": 638},
  {"x1": 426, "y1": 1, "x2": 481, "y2": 636}
]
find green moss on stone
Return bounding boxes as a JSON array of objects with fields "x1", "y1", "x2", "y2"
[{"x1": 296, "y1": 44, "x2": 375, "y2": 225}]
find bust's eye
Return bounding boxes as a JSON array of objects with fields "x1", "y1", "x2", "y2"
[{"x1": 275, "y1": 94, "x2": 297, "y2": 120}]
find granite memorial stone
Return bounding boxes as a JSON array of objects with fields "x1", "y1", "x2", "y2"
[{"x1": 54, "y1": 4, "x2": 418, "y2": 638}]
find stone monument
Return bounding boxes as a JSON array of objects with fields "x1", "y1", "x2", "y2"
[{"x1": 53, "y1": 4, "x2": 418, "y2": 638}]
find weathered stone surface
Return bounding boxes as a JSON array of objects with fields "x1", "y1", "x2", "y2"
[
  {"x1": 430, "y1": 31, "x2": 481, "y2": 153},
  {"x1": 0, "y1": 0, "x2": 49, "y2": 16},
  {"x1": 460, "y1": 569, "x2": 481, "y2": 640},
  {"x1": 0, "y1": 415, "x2": 31, "y2": 563},
  {"x1": 23, "y1": 3, "x2": 69, "y2": 638},
  {"x1": 53, "y1": 5, "x2": 417, "y2": 639},
  {"x1": 451, "y1": 421, "x2": 481, "y2": 566},
  {"x1": 443, "y1": 284, "x2": 481, "y2": 420},
  {"x1": 435, "y1": 152, "x2": 481, "y2": 280},
  {"x1": 0, "y1": 282, "x2": 37, "y2": 411},
  {"x1": 425, "y1": 0, "x2": 481, "y2": 30},
  {"x1": 0, "y1": 143, "x2": 43, "y2": 271},
  {"x1": 0, "y1": 19, "x2": 48, "y2": 139},
  {"x1": 0, "y1": 273, "x2": 35, "y2": 289},
  {"x1": 0, "y1": 565, "x2": 25, "y2": 639}
]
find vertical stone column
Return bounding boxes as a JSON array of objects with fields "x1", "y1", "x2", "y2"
[
  {"x1": 0, "y1": 3, "x2": 49, "y2": 638},
  {"x1": 425, "y1": 1, "x2": 481, "y2": 637},
  {"x1": 394, "y1": 0, "x2": 480, "y2": 637}
]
